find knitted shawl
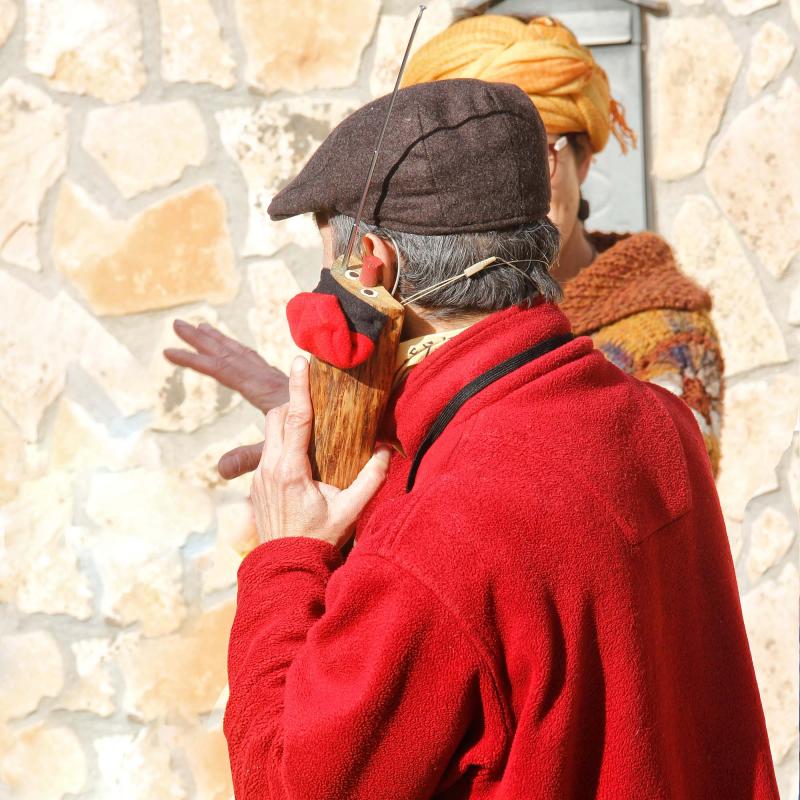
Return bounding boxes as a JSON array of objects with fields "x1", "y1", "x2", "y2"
[{"x1": 560, "y1": 231, "x2": 724, "y2": 476}]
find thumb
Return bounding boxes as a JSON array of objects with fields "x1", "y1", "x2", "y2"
[
  {"x1": 332, "y1": 447, "x2": 392, "y2": 528},
  {"x1": 218, "y1": 441, "x2": 264, "y2": 480}
]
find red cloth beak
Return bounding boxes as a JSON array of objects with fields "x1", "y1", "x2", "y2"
[{"x1": 286, "y1": 291, "x2": 375, "y2": 370}]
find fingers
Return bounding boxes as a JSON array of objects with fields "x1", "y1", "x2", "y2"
[
  {"x1": 333, "y1": 446, "x2": 392, "y2": 527},
  {"x1": 262, "y1": 405, "x2": 288, "y2": 470},
  {"x1": 163, "y1": 347, "x2": 218, "y2": 374},
  {"x1": 197, "y1": 322, "x2": 249, "y2": 355},
  {"x1": 218, "y1": 442, "x2": 264, "y2": 480},
  {"x1": 172, "y1": 319, "x2": 238, "y2": 358},
  {"x1": 172, "y1": 319, "x2": 215, "y2": 354},
  {"x1": 280, "y1": 358, "x2": 313, "y2": 464}
]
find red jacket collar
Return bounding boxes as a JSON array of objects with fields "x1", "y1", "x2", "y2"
[{"x1": 385, "y1": 301, "x2": 574, "y2": 458}]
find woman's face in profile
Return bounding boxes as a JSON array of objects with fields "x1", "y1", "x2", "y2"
[{"x1": 546, "y1": 134, "x2": 592, "y2": 246}]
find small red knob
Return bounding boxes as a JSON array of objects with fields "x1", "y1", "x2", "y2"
[{"x1": 360, "y1": 255, "x2": 382, "y2": 288}]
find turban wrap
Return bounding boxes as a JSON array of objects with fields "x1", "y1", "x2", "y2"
[{"x1": 402, "y1": 15, "x2": 636, "y2": 154}]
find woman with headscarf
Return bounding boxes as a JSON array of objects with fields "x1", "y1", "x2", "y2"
[
  {"x1": 402, "y1": 14, "x2": 723, "y2": 474},
  {"x1": 165, "y1": 14, "x2": 723, "y2": 480}
]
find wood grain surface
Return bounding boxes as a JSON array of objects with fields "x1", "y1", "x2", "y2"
[{"x1": 308, "y1": 256, "x2": 404, "y2": 489}]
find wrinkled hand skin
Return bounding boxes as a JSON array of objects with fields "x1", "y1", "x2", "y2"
[
  {"x1": 250, "y1": 357, "x2": 391, "y2": 549},
  {"x1": 163, "y1": 319, "x2": 289, "y2": 480}
]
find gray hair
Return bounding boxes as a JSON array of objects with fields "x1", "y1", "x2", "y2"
[{"x1": 328, "y1": 213, "x2": 562, "y2": 318}]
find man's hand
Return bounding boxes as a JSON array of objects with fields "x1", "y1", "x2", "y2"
[
  {"x1": 164, "y1": 320, "x2": 290, "y2": 413},
  {"x1": 164, "y1": 320, "x2": 290, "y2": 481},
  {"x1": 250, "y1": 357, "x2": 391, "y2": 549},
  {"x1": 218, "y1": 442, "x2": 265, "y2": 481}
]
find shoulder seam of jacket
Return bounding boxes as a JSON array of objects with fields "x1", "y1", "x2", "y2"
[{"x1": 352, "y1": 547, "x2": 514, "y2": 761}]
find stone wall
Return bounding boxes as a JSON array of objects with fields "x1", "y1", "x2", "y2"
[
  {"x1": 648, "y1": 1, "x2": 799, "y2": 795},
  {"x1": 0, "y1": 0, "x2": 796, "y2": 797}
]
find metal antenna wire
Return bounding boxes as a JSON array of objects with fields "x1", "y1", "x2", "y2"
[{"x1": 340, "y1": 5, "x2": 426, "y2": 269}]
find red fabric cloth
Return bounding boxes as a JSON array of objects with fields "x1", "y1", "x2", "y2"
[
  {"x1": 285, "y1": 291, "x2": 375, "y2": 369},
  {"x1": 225, "y1": 302, "x2": 778, "y2": 799}
]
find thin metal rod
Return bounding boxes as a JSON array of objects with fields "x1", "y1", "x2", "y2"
[{"x1": 341, "y1": 4, "x2": 426, "y2": 268}]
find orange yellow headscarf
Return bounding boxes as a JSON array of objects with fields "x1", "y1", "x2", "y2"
[{"x1": 402, "y1": 15, "x2": 636, "y2": 154}]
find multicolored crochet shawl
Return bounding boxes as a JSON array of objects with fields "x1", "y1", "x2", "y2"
[{"x1": 561, "y1": 232, "x2": 724, "y2": 476}]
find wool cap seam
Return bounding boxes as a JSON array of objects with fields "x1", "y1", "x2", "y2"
[
  {"x1": 415, "y1": 95, "x2": 447, "y2": 226},
  {"x1": 268, "y1": 80, "x2": 551, "y2": 233},
  {"x1": 490, "y1": 84, "x2": 526, "y2": 221}
]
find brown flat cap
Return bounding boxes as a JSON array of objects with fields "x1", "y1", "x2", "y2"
[{"x1": 268, "y1": 79, "x2": 550, "y2": 235}]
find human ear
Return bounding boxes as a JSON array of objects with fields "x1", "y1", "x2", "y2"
[{"x1": 362, "y1": 233, "x2": 398, "y2": 292}]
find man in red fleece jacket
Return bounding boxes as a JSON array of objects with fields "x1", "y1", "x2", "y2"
[{"x1": 224, "y1": 80, "x2": 778, "y2": 799}]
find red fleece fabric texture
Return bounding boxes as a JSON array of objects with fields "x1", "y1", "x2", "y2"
[
  {"x1": 225, "y1": 302, "x2": 778, "y2": 799},
  {"x1": 285, "y1": 291, "x2": 375, "y2": 369}
]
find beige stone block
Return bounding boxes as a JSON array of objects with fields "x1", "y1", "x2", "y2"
[
  {"x1": 119, "y1": 601, "x2": 235, "y2": 720},
  {"x1": 0, "y1": 723, "x2": 87, "y2": 799},
  {"x1": 195, "y1": 531, "x2": 242, "y2": 596},
  {"x1": 680, "y1": 0, "x2": 706, "y2": 4},
  {"x1": 25, "y1": 0, "x2": 145, "y2": 102},
  {"x1": 717, "y1": 373, "x2": 800, "y2": 521},
  {"x1": 788, "y1": 285, "x2": 800, "y2": 326},
  {"x1": 55, "y1": 637, "x2": 116, "y2": 717},
  {"x1": 0, "y1": 78, "x2": 68, "y2": 271},
  {"x1": 178, "y1": 423, "x2": 263, "y2": 497},
  {"x1": 747, "y1": 507, "x2": 796, "y2": 581},
  {"x1": 248, "y1": 259, "x2": 302, "y2": 373},
  {"x1": 87, "y1": 467, "x2": 211, "y2": 633},
  {"x1": 0, "y1": 631, "x2": 63, "y2": 722},
  {"x1": 725, "y1": 517, "x2": 744, "y2": 563},
  {"x1": 150, "y1": 308, "x2": 243, "y2": 432},
  {"x1": 791, "y1": 770, "x2": 800, "y2": 800},
  {"x1": 217, "y1": 98, "x2": 355, "y2": 256},
  {"x1": 0, "y1": 273, "x2": 66, "y2": 438},
  {"x1": 235, "y1": 0, "x2": 378, "y2": 94},
  {"x1": 56, "y1": 290, "x2": 153, "y2": 415},
  {"x1": 83, "y1": 101, "x2": 208, "y2": 198},
  {"x1": 707, "y1": 78, "x2": 800, "y2": 278},
  {"x1": 747, "y1": 22, "x2": 795, "y2": 96},
  {"x1": 671, "y1": 195, "x2": 787, "y2": 376},
  {"x1": 0, "y1": 0, "x2": 17, "y2": 46},
  {"x1": 0, "y1": 407, "x2": 26, "y2": 504},
  {"x1": 53, "y1": 180, "x2": 238, "y2": 315},
  {"x1": 95, "y1": 727, "x2": 186, "y2": 799},
  {"x1": 741, "y1": 564, "x2": 800, "y2": 762},
  {"x1": 722, "y1": 0, "x2": 778, "y2": 14},
  {"x1": 18, "y1": 524, "x2": 92, "y2": 619},
  {"x1": 51, "y1": 397, "x2": 110, "y2": 471},
  {"x1": 222, "y1": 499, "x2": 259, "y2": 562},
  {"x1": 0, "y1": 273, "x2": 151, "y2": 439},
  {"x1": 0, "y1": 472, "x2": 93, "y2": 618},
  {"x1": 195, "y1": 500, "x2": 253, "y2": 595},
  {"x1": 248, "y1": 211, "x2": 319, "y2": 261},
  {"x1": 653, "y1": 16, "x2": 741, "y2": 181},
  {"x1": 2, "y1": 224, "x2": 40, "y2": 271},
  {"x1": 87, "y1": 467, "x2": 213, "y2": 546},
  {"x1": 207, "y1": 684, "x2": 229, "y2": 730},
  {"x1": 51, "y1": 397, "x2": 159, "y2": 473},
  {"x1": 369, "y1": 0, "x2": 454, "y2": 97},
  {"x1": 789, "y1": 434, "x2": 800, "y2": 520},
  {"x1": 159, "y1": 0, "x2": 235, "y2": 88},
  {"x1": 96, "y1": 544, "x2": 187, "y2": 636},
  {"x1": 175, "y1": 726, "x2": 234, "y2": 800}
]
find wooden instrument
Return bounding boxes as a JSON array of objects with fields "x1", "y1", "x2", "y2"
[
  {"x1": 305, "y1": 6, "x2": 422, "y2": 490},
  {"x1": 308, "y1": 257, "x2": 404, "y2": 488}
]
